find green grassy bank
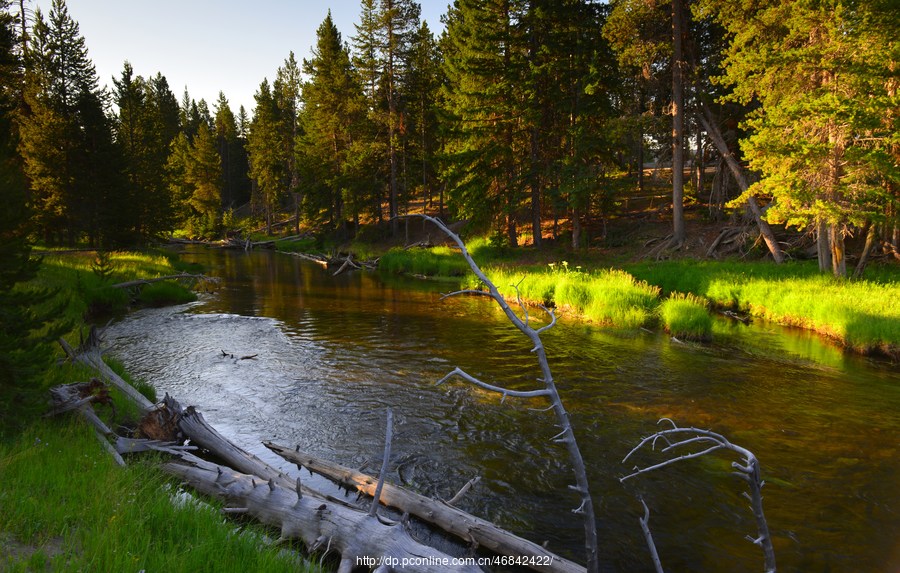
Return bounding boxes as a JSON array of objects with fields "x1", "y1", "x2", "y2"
[
  {"x1": 1, "y1": 249, "x2": 321, "y2": 573},
  {"x1": 625, "y1": 259, "x2": 900, "y2": 355},
  {"x1": 378, "y1": 246, "x2": 899, "y2": 353}
]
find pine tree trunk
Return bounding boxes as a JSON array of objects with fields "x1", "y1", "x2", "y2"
[
  {"x1": 853, "y1": 222, "x2": 877, "y2": 278},
  {"x1": 817, "y1": 219, "x2": 832, "y2": 273},
  {"x1": 829, "y1": 223, "x2": 846, "y2": 277},
  {"x1": 507, "y1": 211, "x2": 518, "y2": 248},
  {"x1": 695, "y1": 129, "x2": 703, "y2": 194},
  {"x1": 671, "y1": 0, "x2": 686, "y2": 246},
  {"x1": 531, "y1": 128, "x2": 542, "y2": 248},
  {"x1": 572, "y1": 206, "x2": 581, "y2": 249}
]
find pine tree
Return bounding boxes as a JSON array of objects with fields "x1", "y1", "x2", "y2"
[
  {"x1": 0, "y1": 0, "x2": 67, "y2": 427},
  {"x1": 213, "y1": 91, "x2": 239, "y2": 208},
  {"x1": 274, "y1": 53, "x2": 303, "y2": 233},
  {"x1": 351, "y1": 0, "x2": 421, "y2": 235},
  {"x1": 299, "y1": 11, "x2": 369, "y2": 230},
  {"x1": 402, "y1": 21, "x2": 442, "y2": 214},
  {"x1": 247, "y1": 79, "x2": 285, "y2": 233},
  {"x1": 705, "y1": 0, "x2": 899, "y2": 276},
  {"x1": 185, "y1": 122, "x2": 221, "y2": 232},
  {"x1": 166, "y1": 131, "x2": 193, "y2": 227},
  {"x1": 604, "y1": 0, "x2": 688, "y2": 246},
  {"x1": 113, "y1": 62, "x2": 173, "y2": 241},
  {"x1": 441, "y1": 0, "x2": 528, "y2": 247},
  {"x1": 19, "y1": 0, "x2": 121, "y2": 245}
]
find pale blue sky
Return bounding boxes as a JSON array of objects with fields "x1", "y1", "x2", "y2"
[{"x1": 31, "y1": 0, "x2": 448, "y2": 115}]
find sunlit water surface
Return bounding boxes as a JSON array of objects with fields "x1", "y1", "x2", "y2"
[{"x1": 105, "y1": 247, "x2": 900, "y2": 572}]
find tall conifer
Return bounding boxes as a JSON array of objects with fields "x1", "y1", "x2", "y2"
[
  {"x1": 247, "y1": 79, "x2": 285, "y2": 233},
  {"x1": 299, "y1": 11, "x2": 369, "y2": 230}
]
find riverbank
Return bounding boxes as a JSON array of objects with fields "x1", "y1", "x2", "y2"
[
  {"x1": 0, "y1": 249, "x2": 322, "y2": 573},
  {"x1": 376, "y1": 243, "x2": 899, "y2": 357}
]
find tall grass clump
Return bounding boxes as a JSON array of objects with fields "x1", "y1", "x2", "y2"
[
  {"x1": 0, "y1": 420, "x2": 321, "y2": 573},
  {"x1": 467, "y1": 263, "x2": 661, "y2": 328},
  {"x1": 659, "y1": 293, "x2": 713, "y2": 341},
  {"x1": 379, "y1": 246, "x2": 471, "y2": 277},
  {"x1": 627, "y1": 259, "x2": 900, "y2": 353}
]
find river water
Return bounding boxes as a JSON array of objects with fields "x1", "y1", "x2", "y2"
[{"x1": 105, "y1": 247, "x2": 899, "y2": 572}]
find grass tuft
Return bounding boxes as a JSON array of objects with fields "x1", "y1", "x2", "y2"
[
  {"x1": 469, "y1": 263, "x2": 662, "y2": 328},
  {"x1": 659, "y1": 293, "x2": 713, "y2": 341},
  {"x1": 137, "y1": 281, "x2": 197, "y2": 307},
  {"x1": 379, "y1": 246, "x2": 471, "y2": 277}
]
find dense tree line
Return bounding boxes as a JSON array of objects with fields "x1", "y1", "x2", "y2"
[
  {"x1": 2, "y1": 0, "x2": 897, "y2": 276},
  {"x1": 0, "y1": 0, "x2": 67, "y2": 422}
]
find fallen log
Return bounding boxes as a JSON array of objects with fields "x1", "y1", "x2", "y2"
[
  {"x1": 172, "y1": 398, "x2": 325, "y2": 497},
  {"x1": 164, "y1": 452, "x2": 482, "y2": 573},
  {"x1": 279, "y1": 250, "x2": 330, "y2": 268},
  {"x1": 59, "y1": 338, "x2": 154, "y2": 413},
  {"x1": 110, "y1": 273, "x2": 216, "y2": 290},
  {"x1": 47, "y1": 381, "x2": 194, "y2": 465},
  {"x1": 63, "y1": 332, "x2": 582, "y2": 572},
  {"x1": 265, "y1": 442, "x2": 587, "y2": 573}
]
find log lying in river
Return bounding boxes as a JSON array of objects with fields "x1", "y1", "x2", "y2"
[
  {"x1": 164, "y1": 452, "x2": 481, "y2": 573},
  {"x1": 62, "y1": 334, "x2": 585, "y2": 572},
  {"x1": 160, "y1": 400, "x2": 489, "y2": 573},
  {"x1": 265, "y1": 442, "x2": 587, "y2": 573}
]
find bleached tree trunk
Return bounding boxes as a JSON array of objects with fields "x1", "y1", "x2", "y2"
[
  {"x1": 265, "y1": 443, "x2": 587, "y2": 573},
  {"x1": 400, "y1": 214, "x2": 600, "y2": 573},
  {"x1": 164, "y1": 453, "x2": 482, "y2": 573}
]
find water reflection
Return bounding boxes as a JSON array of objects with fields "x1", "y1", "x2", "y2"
[{"x1": 105, "y1": 247, "x2": 900, "y2": 572}]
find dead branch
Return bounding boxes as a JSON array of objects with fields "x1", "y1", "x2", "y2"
[
  {"x1": 445, "y1": 476, "x2": 481, "y2": 506},
  {"x1": 369, "y1": 408, "x2": 393, "y2": 517},
  {"x1": 59, "y1": 335, "x2": 154, "y2": 413},
  {"x1": 638, "y1": 498, "x2": 664, "y2": 573},
  {"x1": 621, "y1": 419, "x2": 776, "y2": 573},
  {"x1": 332, "y1": 254, "x2": 356, "y2": 277},
  {"x1": 396, "y1": 214, "x2": 600, "y2": 573}
]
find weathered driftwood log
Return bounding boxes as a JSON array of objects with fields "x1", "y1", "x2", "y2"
[
  {"x1": 47, "y1": 381, "x2": 194, "y2": 466},
  {"x1": 164, "y1": 453, "x2": 483, "y2": 573},
  {"x1": 172, "y1": 399, "x2": 295, "y2": 490},
  {"x1": 59, "y1": 337, "x2": 154, "y2": 413},
  {"x1": 278, "y1": 250, "x2": 330, "y2": 268},
  {"x1": 265, "y1": 442, "x2": 587, "y2": 573}
]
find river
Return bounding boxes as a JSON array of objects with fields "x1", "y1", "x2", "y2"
[{"x1": 105, "y1": 247, "x2": 899, "y2": 572}]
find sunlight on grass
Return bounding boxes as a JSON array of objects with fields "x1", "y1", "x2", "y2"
[
  {"x1": 468, "y1": 263, "x2": 661, "y2": 328},
  {"x1": 0, "y1": 421, "x2": 321, "y2": 573},
  {"x1": 627, "y1": 260, "x2": 900, "y2": 352},
  {"x1": 659, "y1": 293, "x2": 713, "y2": 341},
  {"x1": 379, "y1": 246, "x2": 470, "y2": 277},
  {"x1": 35, "y1": 250, "x2": 197, "y2": 325}
]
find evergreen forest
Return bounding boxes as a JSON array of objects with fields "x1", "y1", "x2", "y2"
[{"x1": 2, "y1": 0, "x2": 898, "y2": 276}]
